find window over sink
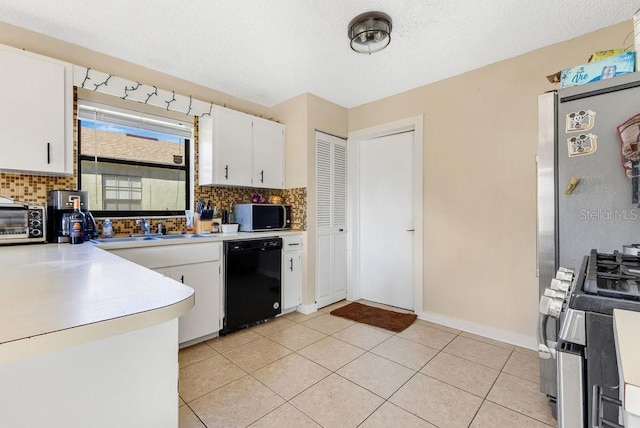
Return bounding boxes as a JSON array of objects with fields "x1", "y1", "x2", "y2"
[{"x1": 78, "y1": 101, "x2": 192, "y2": 217}]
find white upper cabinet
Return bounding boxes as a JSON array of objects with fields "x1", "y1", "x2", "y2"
[
  {"x1": 253, "y1": 117, "x2": 284, "y2": 189},
  {"x1": 0, "y1": 44, "x2": 73, "y2": 176},
  {"x1": 199, "y1": 106, "x2": 285, "y2": 189},
  {"x1": 199, "y1": 106, "x2": 253, "y2": 187}
]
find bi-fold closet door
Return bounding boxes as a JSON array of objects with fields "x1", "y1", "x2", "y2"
[{"x1": 315, "y1": 131, "x2": 347, "y2": 309}]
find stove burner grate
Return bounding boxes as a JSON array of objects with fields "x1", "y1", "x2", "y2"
[{"x1": 584, "y1": 249, "x2": 640, "y2": 300}]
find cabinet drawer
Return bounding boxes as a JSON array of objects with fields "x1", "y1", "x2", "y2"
[
  {"x1": 111, "y1": 242, "x2": 221, "y2": 269},
  {"x1": 282, "y1": 235, "x2": 302, "y2": 250}
]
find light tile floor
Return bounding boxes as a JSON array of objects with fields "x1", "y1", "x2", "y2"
[{"x1": 178, "y1": 300, "x2": 554, "y2": 428}]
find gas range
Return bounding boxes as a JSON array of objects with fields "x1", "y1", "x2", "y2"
[
  {"x1": 550, "y1": 249, "x2": 640, "y2": 427},
  {"x1": 569, "y1": 249, "x2": 640, "y2": 315},
  {"x1": 584, "y1": 249, "x2": 640, "y2": 299}
]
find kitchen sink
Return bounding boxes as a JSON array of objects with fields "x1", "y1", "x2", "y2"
[
  {"x1": 90, "y1": 236, "x2": 160, "y2": 244},
  {"x1": 155, "y1": 233, "x2": 213, "y2": 240},
  {"x1": 91, "y1": 233, "x2": 215, "y2": 244}
]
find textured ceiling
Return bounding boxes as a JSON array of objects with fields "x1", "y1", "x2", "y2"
[{"x1": 0, "y1": 0, "x2": 637, "y2": 108}]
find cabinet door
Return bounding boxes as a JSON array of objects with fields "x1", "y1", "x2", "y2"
[
  {"x1": 282, "y1": 250, "x2": 301, "y2": 310},
  {"x1": 215, "y1": 107, "x2": 253, "y2": 186},
  {"x1": 0, "y1": 45, "x2": 72, "y2": 175},
  {"x1": 167, "y1": 261, "x2": 221, "y2": 344},
  {"x1": 253, "y1": 118, "x2": 284, "y2": 189}
]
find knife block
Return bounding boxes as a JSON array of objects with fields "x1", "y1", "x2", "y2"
[{"x1": 193, "y1": 214, "x2": 212, "y2": 234}]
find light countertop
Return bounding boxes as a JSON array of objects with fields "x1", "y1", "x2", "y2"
[
  {"x1": 613, "y1": 309, "x2": 640, "y2": 419},
  {"x1": 91, "y1": 229, "x2": 304, "y2": 250},
  {"x1": 0, "y1": 243, "x2": 195, "y2": 365},
  {"x1": 0, "y1": 230, "x2": 303, "y2": 365}
]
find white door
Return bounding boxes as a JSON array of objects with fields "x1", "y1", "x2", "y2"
[
  {"x1": 359, "y1": 131, "x2": 415, "y2": 310},
  {"x1": 316, "y1": 132, "x2": 347, "y2": 308}
]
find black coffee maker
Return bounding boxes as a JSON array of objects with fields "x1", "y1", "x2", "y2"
[{"x1": 47, "y1": 190, "x2": 98, "y2": 243}]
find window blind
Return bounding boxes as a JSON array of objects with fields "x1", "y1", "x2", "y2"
[{"x1": 77, "y1": 100, "x2": 193, "y2": 138}]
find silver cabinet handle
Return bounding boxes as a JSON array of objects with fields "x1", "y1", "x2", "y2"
[
  {"x1": 289, "y1": 257, "x2": 293, "y2": 272},
  {"x1": 406, "y1": 229, "x2": 415, "y2": 232},
  {"x1": 225, "y1": 165, "x2": 229, "y2": 179}
]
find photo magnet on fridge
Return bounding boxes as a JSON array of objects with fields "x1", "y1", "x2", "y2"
[
  {"x1": 567, "y1": 133, "x2": 597, "y2": 157},
  {"x1": 566, "y1": 110, "x2": 596, "y2": 132}
]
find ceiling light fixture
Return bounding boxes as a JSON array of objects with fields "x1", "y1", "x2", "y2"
[{"x1": 348, "y1": 11, "x2": 392, "y2": 54}]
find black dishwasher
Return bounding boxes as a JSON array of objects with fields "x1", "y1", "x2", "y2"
[{"x1": 222, "y1": 237, "x2": 282, "y2": 334}]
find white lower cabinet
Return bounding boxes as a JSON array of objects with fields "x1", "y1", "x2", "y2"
[
  {"x1": 155, "y1": 261, "x2": 220, "y2": 345},
  {"x1": 108, "y1": 242, "x2": 222, "y2": 346},
  {"x1": 282, "y1": 236, "x2": 302, "y2": 310}
]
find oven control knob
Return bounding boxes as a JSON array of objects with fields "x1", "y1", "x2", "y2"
[
  {"x1": 544, "y1": 288, "x2": 566, "y2": 301},
  {"x1": 556, "y1": 268, "x2": 574, "y2": 281},
  {"x1": 550, "y1": 278, "x2": 571, "y2": 292},
  {"x1": 539, "y1": 295, "x2": 563, "y2": 318}
]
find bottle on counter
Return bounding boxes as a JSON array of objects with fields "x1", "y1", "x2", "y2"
[
  {"x1": 221, "y1": 209, "x2": 228, "y2": 224},
  {"x1": 102, "y1": 218, "x2": 113, "y2": 238},
  {"x1": 229, "y1": 203, "x2": 235, "y2": 224},
  {"x1": 69, "y1": 199, "x2": 85, "y2": 245}
]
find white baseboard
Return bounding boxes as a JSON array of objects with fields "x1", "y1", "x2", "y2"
[
  {"x1": 297, "y1": 303, "x2": 318, "y2": 315},
  {"x1": 279, "y1": 307, "x2": 297, "y2": 316},
  {"x1": 417, "y1": 310, "x2": 537, "y2": 350}
]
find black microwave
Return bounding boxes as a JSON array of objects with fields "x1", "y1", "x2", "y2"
[{"x1": 234, "y1": 204, "x2": 291, "y2": 231}]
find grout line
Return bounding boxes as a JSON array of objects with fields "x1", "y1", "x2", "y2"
[
  {"x1": 483, "y1": 399, "x2": 556, "y2": 427},
  {"x1": 184, "y1": 309, "x2": 547, "y2": 428},
  {"x1": 182, "y1": 401, "x2": 209, "y2": 428}
]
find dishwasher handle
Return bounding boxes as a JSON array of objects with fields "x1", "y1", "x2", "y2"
[{"x1": 225, "y1": 238, "x2": 283, "y2": 253}]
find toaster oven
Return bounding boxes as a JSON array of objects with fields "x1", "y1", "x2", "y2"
[{"x1": 0, "y1": 201, "x2": 47, "y2": 244}]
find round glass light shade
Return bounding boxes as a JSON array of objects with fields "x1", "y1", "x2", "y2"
[{"x1": 348, "y1": 11, "x2": 392, "y2": 54}]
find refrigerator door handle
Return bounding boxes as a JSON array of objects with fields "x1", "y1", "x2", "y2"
[
  {"x1": 538, "y1": 313, "x2": 556, "y2": 359},
  {"x1": 535, "y1": 153, "x2": 539, "y2": 278}
]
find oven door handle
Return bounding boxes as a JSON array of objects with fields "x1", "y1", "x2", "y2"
[
  {"x1": 592, "y1": 384, "x2": 624, "y2": 428},
  {"x1": 537, "y1": 313, "x2": 556, "y2": 359}
]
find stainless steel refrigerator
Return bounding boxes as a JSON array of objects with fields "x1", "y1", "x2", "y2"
[{"x1": 537, "y1": 72, "x2": 640, "y2": 417}]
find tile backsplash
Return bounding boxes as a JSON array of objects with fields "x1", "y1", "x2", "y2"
[
  {"x1": 0, "y1": 173, "x2": 76, "y2": 203},
  {"x1": 0, "y1": 90, "x2": 307, "y2": 237}
]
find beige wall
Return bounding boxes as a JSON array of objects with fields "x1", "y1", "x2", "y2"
[
  {"x1": 270, "y1": 93, "x2": 308, "y2": 188},
  {"x1": 349, "y1": 21, "x2": 633, "y2": 343},
  {"x1": 0, "y1": 21, "x2": 270, "y2": 119},
  {"x1": 271, "y1": 93, "x2": 348, "y2": 306},
  {"x1": 0, "y1": 15, "x2": 633, "y2": 343}
]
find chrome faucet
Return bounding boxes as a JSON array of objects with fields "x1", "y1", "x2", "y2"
[{"x1": 136, "y1": 218, "x2": 151, "y2": 234}]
